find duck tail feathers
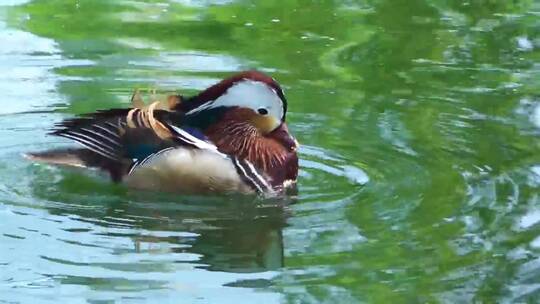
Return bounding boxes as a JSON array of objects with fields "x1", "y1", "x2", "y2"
[{"x1": 24, "y1": 148, "x2": 128, "y2": 182}]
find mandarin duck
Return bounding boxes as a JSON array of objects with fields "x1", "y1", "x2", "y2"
[{"x1": 27, "y1": 71, "x2": 299, "y2": 195}]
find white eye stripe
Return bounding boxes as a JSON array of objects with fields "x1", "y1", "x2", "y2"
[
  {"x1": 187, "y1": 80, "x2": 284, "y2": 121},
  {"x1": 186, "y1": 100, "x2": 215, "y2": 115}
]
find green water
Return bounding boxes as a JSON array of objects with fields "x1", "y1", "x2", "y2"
[{"x1": 1, "y1": 0, "x2": 539, "y2": 302}]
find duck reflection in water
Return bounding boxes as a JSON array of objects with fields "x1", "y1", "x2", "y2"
[
  {"x1": 31, "y1": 174, "x2": 291, "y2": 273},
  {"x1": 131, "y1": 196, "x2": 289, "y2": 273},
  {"x1": 188, "y1": 202, "x2": 287, "y2": 272}
]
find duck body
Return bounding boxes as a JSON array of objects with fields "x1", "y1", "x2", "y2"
[
  {"x1": 125, "y1": 148, "x2": 255, "y2": 194},
  {"x1": 27, "y1": 71, "x2": 298, "y2": 196}
]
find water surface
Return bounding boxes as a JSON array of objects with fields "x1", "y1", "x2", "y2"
[{"x1": 1, "y1": 0, "x2": 540, "y2": 303}]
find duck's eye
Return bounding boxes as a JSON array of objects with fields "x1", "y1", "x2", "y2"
[{"x1": 257, "y1": 108, "x2": 269, "y2": 115}]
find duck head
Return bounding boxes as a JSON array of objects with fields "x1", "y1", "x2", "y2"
[{"x1": 181, "y1": 72, "x2": 284, "y2": 130}]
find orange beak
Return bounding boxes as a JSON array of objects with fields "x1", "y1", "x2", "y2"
[{"x1": 268, "y1": 122, "x2": 298, "y2": 152}]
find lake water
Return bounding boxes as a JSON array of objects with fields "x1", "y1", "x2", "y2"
[{"x1": 1, "y1": 0, "x2": 540, "y2": 303}]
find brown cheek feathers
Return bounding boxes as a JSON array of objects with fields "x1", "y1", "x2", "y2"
[{"x1": 204, "y1": 108, "x2": 298, "y2": 187}]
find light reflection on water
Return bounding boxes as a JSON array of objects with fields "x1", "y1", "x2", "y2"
[{"x1": 0, "y1": 0, "x2": 540, "y2": 303}]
